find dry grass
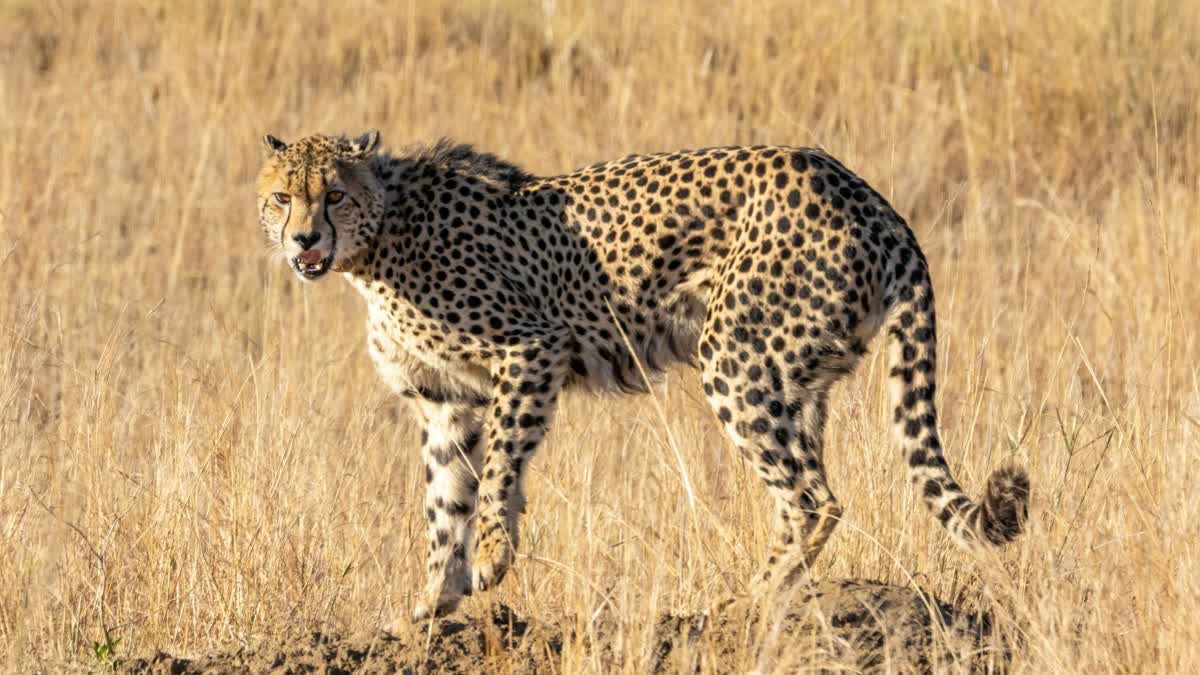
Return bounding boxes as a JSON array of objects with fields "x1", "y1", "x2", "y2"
[{"x1": 2, "y1": 0, "x2": 1198, "y2": 671}]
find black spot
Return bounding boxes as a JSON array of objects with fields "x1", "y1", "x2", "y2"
[{"x1": 905, "y1": 419, "x2": 921, "y2": 438}]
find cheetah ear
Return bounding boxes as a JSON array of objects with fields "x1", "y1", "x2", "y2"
[
  {"x1": 342, "y1": 129, "x2": 381, "y2": 162},
  {"x1": 263, "y1": 134, "x2": 288, "y2": 154}
]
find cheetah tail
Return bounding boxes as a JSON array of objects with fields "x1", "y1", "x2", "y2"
[{"x1": 884, "y1": 268, "x2": 1029, "y2": 550}]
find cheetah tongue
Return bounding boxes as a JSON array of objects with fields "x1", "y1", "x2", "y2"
[{"x1": 296, "y1": 249, "x2": 324, "y2": 265}]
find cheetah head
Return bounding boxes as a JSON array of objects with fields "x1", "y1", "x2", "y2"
[{"x1": 256, "y1": 130, "x2": 384, "y2": 281}]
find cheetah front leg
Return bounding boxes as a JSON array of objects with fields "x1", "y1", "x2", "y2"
[
  {"x1": 472, "y1": 341, "x2": 567, "y2": 594},
  {"x1": 410, "y1": 397, "x2": 486, "y2": 622}
]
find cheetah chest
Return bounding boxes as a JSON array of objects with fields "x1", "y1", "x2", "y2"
[{"x1": 363, "y1": 296, "x2": 493, "y2": 399}]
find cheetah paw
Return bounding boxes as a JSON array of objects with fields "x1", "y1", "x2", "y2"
[
  {"x1": 472, "y1": 530, "x2": 515, "y2": 592},
  {"x1": 412, "y1": 575, "x2": 471, "y2": 622},
  {"x1": 412, "y1": 597, "x2": 459, "y2": 623}
]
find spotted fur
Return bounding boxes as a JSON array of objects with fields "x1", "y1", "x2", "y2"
[{"x1": 255, "y1": 132, "x2": 1030, "y2": 620}]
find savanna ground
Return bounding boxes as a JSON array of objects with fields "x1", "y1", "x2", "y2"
[{"x1": 1, "y1": 0, "x2": 1198, "y2": 671}]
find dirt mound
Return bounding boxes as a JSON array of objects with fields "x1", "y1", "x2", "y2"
[
  {"x1": 122, "y1": 605, "x2": 559, "y2": 674},
  {"x1": 652, "y1": 579, "x2": 1007, "y2": 673},
  {"x1": 122, "y1": 579, "x2": 1008, "y2": 674}
]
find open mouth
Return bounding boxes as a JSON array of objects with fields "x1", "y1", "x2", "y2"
[{"x1": 290, "y1": 251, "x2": 334, "y2": 280}]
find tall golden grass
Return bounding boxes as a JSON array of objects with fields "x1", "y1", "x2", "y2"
[{"x1": 2, "y1": 0, "x2": 1198, "y2": 670}]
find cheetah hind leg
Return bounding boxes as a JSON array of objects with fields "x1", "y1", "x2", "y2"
[
  {"x1": 700, "y1": 342, "x2": 844, "y2": 602},
  {"x1": 747, "y1": 392, "x2": 843, "y2": 599},
  {"x1": 711, "y1": 490, "x2": 842, "y2": 617},
  {"x1": 749, "y1": 478, "x2": 844, "y2": 600}
]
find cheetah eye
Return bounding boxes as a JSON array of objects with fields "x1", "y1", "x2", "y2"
[
  {"x1": 326, "y1": 190, "x2": 345, "y2": 205},
  {"x1": 272, "y1": 192, "x2": 291, "y2": 206}
]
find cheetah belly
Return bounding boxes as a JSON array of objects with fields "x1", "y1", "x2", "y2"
[{"x1": 566, "y1": 273, "x2": 711, "y2": 393}]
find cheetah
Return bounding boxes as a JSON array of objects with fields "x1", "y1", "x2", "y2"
[{"x1": 255, "y1": 131, "x2": 1030, "y2": 621}]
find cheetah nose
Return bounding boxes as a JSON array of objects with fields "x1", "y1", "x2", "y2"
[
  {"x1": 296, "y1": 249, "x2": 324, "y2": 265},
  {"x1": 292, "y1": 231, "x2": 322, "y2": 250}
]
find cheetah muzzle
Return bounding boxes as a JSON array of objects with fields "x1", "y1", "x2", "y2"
[
  {"x1": 290, "y1": 248, "x2": 334, "y2": 280},
  {"x1": 255, "y1": 132, "x2": 1031, "y2": 623}
]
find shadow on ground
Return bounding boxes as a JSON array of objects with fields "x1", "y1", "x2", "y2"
[{"x1": 122, "y1": 579, "x2": 1009, "y2": 673}]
